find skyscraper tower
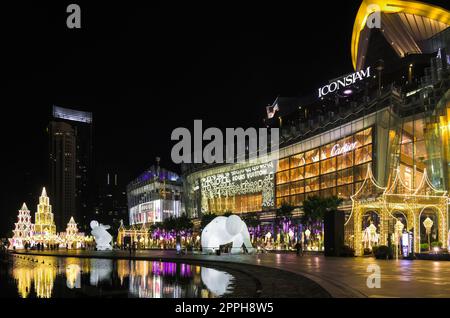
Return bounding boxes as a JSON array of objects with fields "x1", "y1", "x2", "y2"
[
  {"x1": 49, "y1": 121, "x2": 76, "y2": 230},
  {"x1": 49, "y1": 105, "x2": 93, "y2": 231}
]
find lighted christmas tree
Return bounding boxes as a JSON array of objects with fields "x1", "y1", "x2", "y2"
[
  {"x1": 66, "y1": 217, "x2": 78, "y2": 236},
  {"x1": 34, "y1": 187, "x2": 56, "y2": 244},
  {"x1": 9, "y1": 203, "x2": 34, "y2": 249},
  {"x1": 61, "y1": 216, "x2": 85, "y2": 249}
]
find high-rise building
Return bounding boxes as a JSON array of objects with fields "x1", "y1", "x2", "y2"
[
  {"x1": 49, "y1": 105, "x2": 93, "y2": 231},
  {"x1": 127, "y1": 160, "x2": 184, "y2": 226},
  {"x1": 48, "y1": 121, "x2": 76, "y2": 230},
  {"x1": 95, "y1": 170, "x2": 128, "y2": 233}
]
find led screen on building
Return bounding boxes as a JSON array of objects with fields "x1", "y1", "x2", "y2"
[
  {"x1": 129, "y1": 199, "x2": 181, "y2": 225},
  {"x1": 53, "y1": 105, "x2": 93, "y2": 124},
  {"x1": 200, "y1": 162, "x2": 276, "y2": 214}
]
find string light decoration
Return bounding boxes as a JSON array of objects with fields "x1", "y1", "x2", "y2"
[
  {"x1": 33, "y1": 187, "x2": 57, "y2": 245},
  {"x1": 8, "y1": 188, "x2": 92, "y2": 249},
  {"x1": 59, "y1": 217, "x2": 86, "y2": 249},
  {"x1": 9, "y1": 203, "x2": 34, "y2": 249},
  {"x1": 346, "y1": 164, "x2": 448, "y2": 255},
  {"x1": 117, "y1": 220, "x2": 151, "y2": 248},
  {"x1": 200, "y1": 162, "x2": 276, "y2": 213}
]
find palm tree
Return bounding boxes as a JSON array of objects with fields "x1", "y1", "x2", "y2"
[
  {"x1": 242, "y1": 214, "x2": 261, "y2": 242},
  {"x1": 175, "y1": 214, "x2": 194, "y2": 234},
  {"x1": 163, "y1": 214, "x2": 194, "y2": 244},
  {"x1": 275, "y1": 203, "x2": 295, "y2": 244},
  {"x1": 302, "y1": 196, "x2": 342, "y2": 227},
  {"x1": 302, "y1": 195, "x2": 342, "y2": 247},
  {"x1": 200, "y1": 212, "x2": 217, "y2": 229}
]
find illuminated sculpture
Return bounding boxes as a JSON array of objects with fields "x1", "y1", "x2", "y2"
[
  {"x1": 90, "y1": 220, "x2": 113, "y2": 251},
  {"x1": 9, "y1": 203, "x2": 34, "y2": 249},
  {"x1": 89, "y1": 259, "x2": 113, "y2": 286},
  {"x1": 60, "y1": 217, "x2": 85, "y2": 249},
  {"x1": 33, "y1": 188, "x2": 57, "y2": 245},
  {"x1": 8, "y1": 188, "x2": 92, "y2": 249},
  {"x1": 66, "y1": 264, "x2": 81, "y2": 289},
  {"x1": 362, "y1": 222, "x2": 379, "y2": 249},
  {"x1": 201, "y1": 215, "x2": 255, "y2": 254},
  {"x1": 423, "y1": 217, "x2": 434, "y2": 251}
]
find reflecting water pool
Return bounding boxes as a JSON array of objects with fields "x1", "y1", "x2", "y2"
[{"x1": 0, "y1": 255, "x2": 235, "y2": 298}]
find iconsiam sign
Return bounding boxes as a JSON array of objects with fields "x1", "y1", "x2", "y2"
[
  {"x1": 318, "y1": 66, "x2": 371, "y2": 98},
  {"x1": 8, "y1": 187, "x2": 91, "y2": 249}
]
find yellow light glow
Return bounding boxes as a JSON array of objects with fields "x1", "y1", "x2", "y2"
[{"x1": 351, "y1": 0, "x2": 450, "y2": 70}]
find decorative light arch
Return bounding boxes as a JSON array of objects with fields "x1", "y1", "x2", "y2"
[{"x1": 346, "y1": 163, "x2": 448, "y2": 255}]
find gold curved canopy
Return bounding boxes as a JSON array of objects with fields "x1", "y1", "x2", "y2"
[{"x1": 351, "y1": 0, "x2": 450, "y2": 70}]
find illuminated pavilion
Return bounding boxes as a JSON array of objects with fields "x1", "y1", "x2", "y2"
[{"x1": 345, "y1": 163, "x2": 449, "y2": 256}]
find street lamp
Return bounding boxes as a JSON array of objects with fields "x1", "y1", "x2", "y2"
[{"x1": 423, "y1": 217, "x2": 434, "y2": 252}]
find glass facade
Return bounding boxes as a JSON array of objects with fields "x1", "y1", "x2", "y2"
[
  {"x1": 127, "y1": 166, "x2": 184, "y2": 225},
  {"x1": 199, "y1": 162, "x2": 276, "y2": 215},
  {"x1": 275, "y1": 127, "x2": 373, "y2": 207}
]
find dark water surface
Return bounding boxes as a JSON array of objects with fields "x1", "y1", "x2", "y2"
[{"x1": 0, "y1": 254, "x2": 235, "y2": 298}]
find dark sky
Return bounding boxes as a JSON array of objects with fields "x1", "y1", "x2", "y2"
[{"x1": 2, "y1": 0, "x2": 448, "y2": 236}]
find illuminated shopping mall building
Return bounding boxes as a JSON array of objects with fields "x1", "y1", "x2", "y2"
[
  {"x1": 127, "y1": 159, "x2": 184, "y2": 226},
  {"x1": 182, "y1": 0, "x2": 450, "y2": 254}
]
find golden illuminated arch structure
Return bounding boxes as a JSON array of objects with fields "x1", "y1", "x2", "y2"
[
  {"x1": 351, "y1": 0, "x2": 450, "y2": 70},
  {"x1": 345, "y1": 164, "x2": 448, "y2": 255},
  {"x1": 117, "y1": 221, "x2": 151, "y2": 248}
]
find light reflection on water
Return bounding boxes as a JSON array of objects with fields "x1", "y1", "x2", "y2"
[{"x1": 5, "y1": 255, "x2": 234, "y2": 298}]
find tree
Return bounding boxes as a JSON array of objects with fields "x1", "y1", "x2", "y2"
[
  {"x1": 276, "y1": 203, "x2": 295, "y2": 224},
  {"x1": 243, "y1": 213, "x2": 260, "y2": 229},
  {"x1": 242, "y1": 213, "x2": 261, "y2": 239},
  {"x1": 162, "y1": 214, "x2": 194, "y2": 241},
  {"x1": 302, "y1": 195, "x2": 342, "y2": 228},
  {"x1": 275, "y1": 203, "x2": 295, "y2": 241},
  {"x1": 200, "y1": 212, "x2": 217, "y2": 230},
  {"x1": 175, "y1": 214, "x2": 194, "y2": 234}
]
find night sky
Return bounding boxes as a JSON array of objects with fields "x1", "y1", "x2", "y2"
[{"x1": 2, "y1": 0, "x2": 448, "y2": 236}]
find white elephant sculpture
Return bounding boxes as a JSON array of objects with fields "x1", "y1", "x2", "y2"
[
  {"x1": 90, "y1": 220, "x2": 113, "y2": 251},
  {"x1": 201, "y1": 215, "x2": 255, "y2": 254}
]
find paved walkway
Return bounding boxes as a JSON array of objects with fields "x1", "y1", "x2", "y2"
[{"x1": 12, "y1": 250, "x2": 450, "y2": 298}]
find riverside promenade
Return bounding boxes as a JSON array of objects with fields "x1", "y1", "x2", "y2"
[{"x1": 12, "y1": 249, "x2": 450, "y2": 298}]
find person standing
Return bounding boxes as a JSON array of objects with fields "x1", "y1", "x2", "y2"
[{"x1": 295, "y1": 241, "x2": 303, "y2": 256}]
